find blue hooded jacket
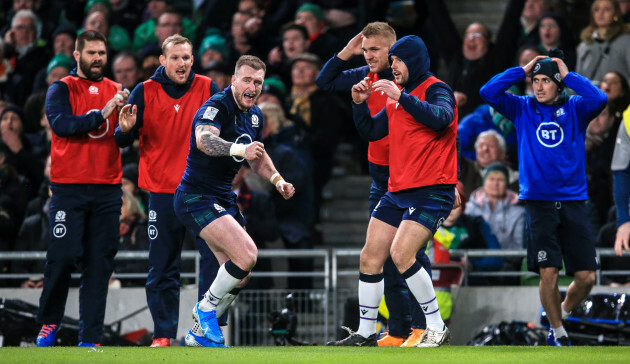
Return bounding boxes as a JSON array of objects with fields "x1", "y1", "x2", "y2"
[
  {"x1": 352, "y1": 35, "x2": 456, "y2": 142},
  {"x1": 388, "y1": 35, "x2": 431, "y2": 92}
]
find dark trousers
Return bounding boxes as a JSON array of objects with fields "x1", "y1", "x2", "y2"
[
  {"x1": 368, "y1": 163, "x2": 429, "y2": 337},
  {"x1": 37, "y1": 183, "x2": 122, "y2": 344},
  {"x1": 147, "y1": 193, "x2": 223, "y2": 338}
]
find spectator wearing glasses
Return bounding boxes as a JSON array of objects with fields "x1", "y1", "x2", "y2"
[{"x1": 2, "y1": 9, "x2": 51, "y2": 107}]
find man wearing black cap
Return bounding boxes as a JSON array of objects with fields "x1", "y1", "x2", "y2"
[
  {"x1": 480, "y1": 50, "x2": 608, "y2": 346},
  {"x1": 51, "y1": 25, "x2": 77, "y2": 60},
  {"x1": 0, "y1": 105, "x2": 42, "y2": 191}
]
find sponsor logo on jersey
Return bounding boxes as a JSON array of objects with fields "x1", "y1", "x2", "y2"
[
  {"x1": 55, "y1": 210, "x2": 66, "y2": 222},
  {"x1": 536, "y1": 121, "x2": 564, "y2": 148},
  {"x1": 202, "y1": 106, "x2": 219, "y2": 120},
  {"x1": 89, "y1": 85, "x2": 99, "y2": 95},
  {"x1": 214, "y1": 203, "x2": 226, "y2": 213},
  {"x1": 174, "y1": 104, "x2": 180, "y2": 112},
  {"x1": 53, "y1": 223, "x2": 67, "y2": 238},
  {"x1": 148, "y1": 225, "x2": 158, "y2": 240},
  {"x1": 555, "y1": 107, "x2": 565, "y2": 117},
  {"x1": 373, "y1": 200, "x2": 381, "y2": 212},
  {"x1": 251, "y1": 114, "x2": 259, "y2": 127}
]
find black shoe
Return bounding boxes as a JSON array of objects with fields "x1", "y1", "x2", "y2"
[
  {"x1": 548, "y1": 330, "x2": 572, "y2": 346},
  {"x1": 326, "y1": 327, "x2": 377, "y2": 346},
  {"x1": 557, "y1": 336, "x2": 571, "y2": 346}
]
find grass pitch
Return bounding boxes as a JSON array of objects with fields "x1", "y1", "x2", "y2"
[{"x1": 1, "y1": 346, "x2": 630, "y2": 364}]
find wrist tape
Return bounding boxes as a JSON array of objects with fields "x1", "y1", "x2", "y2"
[
  {"x1": 269, "y1": 172, "x2": 284, "y2": 186},
  {"x1": 229, "y1": 143, "x2": 247, "y2": 158}
]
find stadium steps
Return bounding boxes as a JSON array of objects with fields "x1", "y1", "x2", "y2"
[
  {"x1": 445, "y1": 0, "x2": 508, "y2": 35},
  {"x1": 320, "y1": 174, "x2": 371, "y2": 248}
]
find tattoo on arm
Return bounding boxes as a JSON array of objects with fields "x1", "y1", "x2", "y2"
[
  {"x1": 195, "y1": 125, "x2": 231, "y2": 156},
  {"x1": 101, "y1": 100, "x2": 116, "y2": 118}
]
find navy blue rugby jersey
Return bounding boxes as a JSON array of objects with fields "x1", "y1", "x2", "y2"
[{"x1": 179, "y1": 85, "x2": 263, "y2": 196}]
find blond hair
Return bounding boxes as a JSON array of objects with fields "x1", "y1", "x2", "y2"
[
  {"x1": 121, "y1": 189, "x2": 146, "y2": 221},
  {"x1": 235, "y1": 55, "x2": 266, "y2": 75},
  {"x1": 580, "y1": 0, "x2": 630, "y2": 43},
  {"x1": 361, "y1": 22, "x2": 396, "y2": 46},
  {"x1": 259, "y1": 102, "x2": 293, "y2": 135}
]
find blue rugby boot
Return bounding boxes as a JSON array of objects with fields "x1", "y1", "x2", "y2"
[
  {"x1": 185, "y1": 329, "x2": 228, "y2": 347},
  {"x1": 36, "y1": 324, "x2": 58, "y2": 347},
  {"x1": 192, "y1": 301, "x2": 224, "y2": 344}
]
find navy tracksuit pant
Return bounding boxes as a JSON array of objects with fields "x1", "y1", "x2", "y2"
[
  {"x1": 37, "y1": 183, "x2": 122, "y2": 344},
  {"x1": 146, "y1": 193, "x2": 223, "y2": 338},
  {"x1": 369, "y1": 163, "x2": 429, "y2": 337}
]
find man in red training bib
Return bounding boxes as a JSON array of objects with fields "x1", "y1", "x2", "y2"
[
  {"x1": 37, "y1": 30, "x2": 128, "y2": 347},
  {"x1": 327, "y1": 35, "x2": 458, "y2": 348}
]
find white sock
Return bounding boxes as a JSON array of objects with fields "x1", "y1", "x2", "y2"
[
  {"x1": 553, "y1": 325, "x2": 568, "y2": 338},
  {"x1": 404, "y1": 266, "x2": 444, "y2": 330},
  {"x1": 216, "y1": 293, "x2": 237, "y2": 317},
  {"x1": 195, "y1": 292, "x2": 238, "y2": 334},
  {"x1": 199, "y1": 264, "x2": 242, "y2": 312},
  {"x1": 561, "y1": 302, "x2": 571, "y2": 320},
  {"x1": 356, "y1": 273, "x2": 384, "y2": 339}
]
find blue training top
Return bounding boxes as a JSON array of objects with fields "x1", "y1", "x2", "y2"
[
  {"x1": 178, "y1": 85, "x2": 263, "y2": 196},
  {"x1": 480, "y1": 66, "x2": 607, "y2": 201}
]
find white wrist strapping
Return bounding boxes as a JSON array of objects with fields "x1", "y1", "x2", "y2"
[
  {"x1": 229, "y1": 143, "x2": 247, "y2": 158},
  {"x1": 269, "y1": 172, "x2": 284, "y2": 186}
]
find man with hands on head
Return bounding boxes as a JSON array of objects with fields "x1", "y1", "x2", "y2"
[
  {"x1": 174, "y1": 55, "x2": 295, "y2": 347},
  {"x1": 316, "y1": 22, "x2": 433, "y2": 347},
  {"x1": 480, "y1": 49, "x2": 607, "y2": 346},
  {"x1": 328, "y1": 35, "x2": 458, "y2": 348}
]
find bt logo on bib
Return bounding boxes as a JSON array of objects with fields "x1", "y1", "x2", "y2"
[{"x1": 536, "y1": 121, "x2": 564, "y2": 148}]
